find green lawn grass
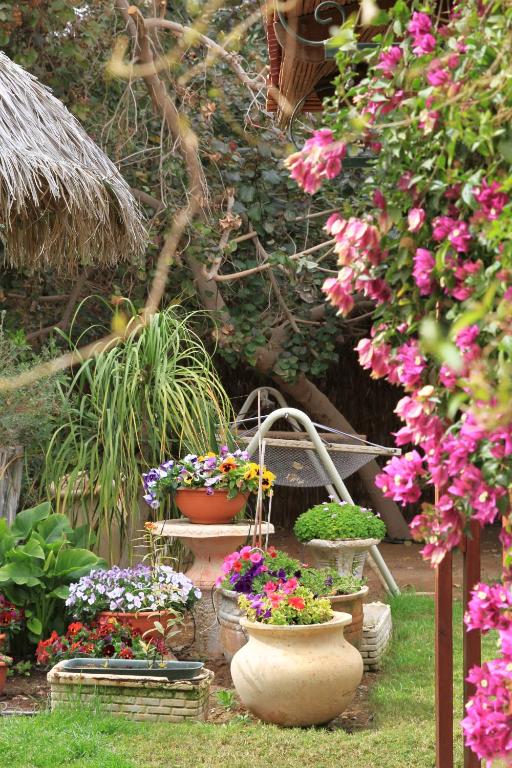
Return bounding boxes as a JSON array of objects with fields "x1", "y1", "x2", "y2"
[{"x1": 0, "y1": 595, "x2": 493, "y2": 768}]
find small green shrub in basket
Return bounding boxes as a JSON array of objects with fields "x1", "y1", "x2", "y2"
[{"x1": 294, "y1": 501, "x2": 386, "y2": 543}]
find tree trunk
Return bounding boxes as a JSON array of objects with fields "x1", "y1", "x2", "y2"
[
  {"x1": 266, "y1": 373, "x2": 411, "y2": 540},
  {"x1": 0, "y1": 446, "x2": 23, "y2": 524}
]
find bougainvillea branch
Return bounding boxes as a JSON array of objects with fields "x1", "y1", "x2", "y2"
[{"x1": 286, "y1": 1, "x2": 512, "y2": 763}]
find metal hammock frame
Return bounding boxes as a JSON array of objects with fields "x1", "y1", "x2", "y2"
[{"x1": 234, "y1": 387, "x2": 400, "y2": 596}]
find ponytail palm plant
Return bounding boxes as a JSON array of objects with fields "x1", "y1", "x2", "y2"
[{"x1": 43, "y1": 306, "x2": 232, "y2": 555}]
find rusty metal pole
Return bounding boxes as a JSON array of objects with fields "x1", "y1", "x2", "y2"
[{"x1": 462, "y1": 519, "x2": 481, "y2": 768}]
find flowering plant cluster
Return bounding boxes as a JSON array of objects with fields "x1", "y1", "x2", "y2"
[
  {"x1": 216, "y1": 545, "x2": 302, "y2": 593},
  {"x1": 142, "y1": 446, "x2": 276, "y2": 509},
  {"x1": 0, "y1": 653, "x2": 12, "y2": 666},
  {"x1": 286, "y1": 1, "x2": 512, "y2": 761},
  {"x1": 238, "y1": 585, "x2": 333, "y2": 626},
  {"x1": 217, "y1": 546, "x2": 363, "y2": 597},
  {"x1": 66, "y1": 565, "x2": 201, "y2": 621},
  {"x1": 0, "y1": 594, "x2": 24, "y2": 633},
  {"x1": 293, "y1": 501, "x2": 386, "y2": 543},
  {"x1": 35, "y1": 617, "x2": 165, "y2": 667}
]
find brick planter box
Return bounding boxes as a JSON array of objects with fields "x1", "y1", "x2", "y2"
[
  {"x1": 48, "y1": 662, "x2": 214, "y2": 723},
  {"x1": 361, "y1": 602, "x2": 392, "y2": 671}
]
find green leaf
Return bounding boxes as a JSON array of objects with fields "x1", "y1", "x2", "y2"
[
  {"x1": 53, "y1": 548, "x2": 102, "y2": 579},
  {"x1": 36, "y1": 514, "x2": 73, "y2": 544},
  {"x1": 19, "y1": 536, "x2": 45, "y2": 560},
  {"x1": 11, "y1": 502, "x2": 52, "y2": 540},
  {"x1": 49, "y1": 585, "x2": 70, "y2": 600},
  {"x1": 26, "y1": 617, "x2": 43, "y2": 636},
  {"x1": 0, "y1": 562, "x2": 43, "y2": 587}
]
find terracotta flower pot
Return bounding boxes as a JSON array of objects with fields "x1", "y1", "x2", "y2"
[
  {"x1": 175, "y1": 488, "x2": 249, "y2": 524},
  {"x1": 231, "y1": 611, "x2": 363, "y2": 726},
  {"x1": 0, "y1": 662, "x2": 8, "y2": 695},
  {"x1": 328, "y1": 586, "x2": 369, "y2": 650},
  {"x1": 98, "y1": 610, "x2": 177, "y2": 641}
]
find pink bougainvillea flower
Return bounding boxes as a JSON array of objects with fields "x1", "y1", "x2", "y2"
[
  {"x1": 427, "y1": 59, "x2": 452, "y2": 87},
  {"x1": 394, "y1": 340, "x2": 427, "y2": 389},
  {"x1": 375, "y1": 46, "x2": 402, "y2": 77},
  {"x1": 413, "y1": 248, "x2": 436, "y2": 295},
  {"x1": 408, "y1": 11, "x2": 432, "y2": 37},
  {"x1": 408, "y1": 207, "x2": 426, "y2": 232},
  {"x1": 355, "y1": 337, "x2": 392, "y2": 379},
  {"x1": 375, "y1": 451, "x2": 425, "y2": 506},
  {"x1": 285, "y1": 129, "x2": 347, "y2": 195},
  {"x1": 322, "y1": 275, "x2": 354, "y2": 315},
  {"x1": 474, "y1": 179, "x2": 509, "y2": 220}
]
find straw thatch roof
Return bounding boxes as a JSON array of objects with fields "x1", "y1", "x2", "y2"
[{"x1": 0, "y1": 52, "x2": 145, "y2": 271}]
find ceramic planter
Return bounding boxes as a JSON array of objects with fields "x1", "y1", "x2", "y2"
[
  {"x1": 175, "y1": 488, "x2": 249, "y2": 525},
  {"x1": 304, "y1": 538, "x2": 381, "y2": 579},
  {"x1": 231, "y1": 611, "x2": 363, "y2": 726},
  {"x1": 98, "y1": 610, "x2": 178, "y2": 641},
  {"x1": 328, "y1": 586, "x2": 369, "y2": 649},
  {"x1": 217, "y1": 588, "x2": 245, "y2": 662},
  {"x1": 0, "y1": 661, "x2": 8, "y2": 695}
]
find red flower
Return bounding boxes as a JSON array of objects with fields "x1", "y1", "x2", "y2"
[
  {"x1": 119, "y1": 646, "x2": 134, "y2": 659},
  {"x1": 67, "y1": 622, "x2": 84, "y2": 637},
  {"x1": 288, "y1": 597, "x2": 306, "y2": 611}
]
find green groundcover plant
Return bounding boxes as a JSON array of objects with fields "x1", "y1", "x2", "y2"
[
  {"x1": 294, "y1": 501, "x2": 387, "y2": 543},
  {"x1": 0, "y1": 502, "x2": 104, "y2": 643}
]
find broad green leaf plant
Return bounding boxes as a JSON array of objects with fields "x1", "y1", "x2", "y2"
[{"x1": 0, "y1": 501, "x2": 104, "y2": 643}]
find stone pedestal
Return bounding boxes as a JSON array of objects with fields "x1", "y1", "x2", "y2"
[{"x1": 152, "y1": 519, "x2": 274, "y2": 658}]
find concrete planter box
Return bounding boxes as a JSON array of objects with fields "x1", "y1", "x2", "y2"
[
  {"x1": 48, "y1": 661, "x2": 214, "y2": 723},
  {"x1": 361, "y1": 602, "x2": 392, "y2": 671}
]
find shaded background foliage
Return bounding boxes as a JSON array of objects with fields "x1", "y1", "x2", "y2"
[{"x1": 0, "y1": 0, "x2": 402, "y2": 527}]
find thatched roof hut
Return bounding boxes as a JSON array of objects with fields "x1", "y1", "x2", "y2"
[{"x1": 0, "y1": 52, "x2": 145, "y2": 271}]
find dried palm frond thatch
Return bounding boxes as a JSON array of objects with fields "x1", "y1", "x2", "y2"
[{"x1": 0, "y1": 52, "x2": 145, "y2": 271}]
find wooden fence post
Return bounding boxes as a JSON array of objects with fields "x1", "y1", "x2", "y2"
[
  {"x1": 436, "y1": 548, "x2": 454, "y2": 768},
  {"x1": 462, "y1": 519, "x2": 481, "y2": 768}
]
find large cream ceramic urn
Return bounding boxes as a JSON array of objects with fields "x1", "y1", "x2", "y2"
[{"x1": 230, "y1": 611, "x2": 363, "y2": 726}]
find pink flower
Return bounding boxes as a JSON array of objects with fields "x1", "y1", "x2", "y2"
[
  {"x1": 462, "y1": 659, "x2": 512, "y2": 762},
  {"x1": 447, "y1": 53, "x2": 460, "y2": 69},
  {"x1": 249, "y1": 552, "x2": 263, "y2": 564},
  {"x1": 375, "y1": 451, "x2": 425, "y2": 506},
  {"x1": 413, "y1": 248, "x2": 435, "y2": 295},
  {"x1": 282, "y1": 578, "x2": 298, "y2": 594},
  {"x1": 427, "y1": 59, "x2": 452, "y2": 87},
  {"x1": 474, "y1": 179, "x2": 508, "y2": 220},
  {"x1": 432, "y1": 216, "x2": 471, "y2": 252},
  {"x1": 408, "y1": 11, "x2": 432, "y2": 37},
  {"x1": 413, "y1": 33, "x2": 437, "y2": 55},
  {"x1": 407, "y1": 208, "x2": 425, "y2": 233},
  {"x1": 373, "y1": 189, "x2": 386, "y2": 210},
  {"x1": 322, "y1": 275, "x2": 354, "y2": 315},
  {"x1": 375, "y1": 46, "x2": 402, "y2": 78},
  {"x1": 355, "y1": 338, "x2": 392, "y2": 379},
  {"x1": 286, "y1": 130, "x2": 347, "y2": 194},
  {"x1": 395, "y1": 340, "x2": 426, "y2": 389}
]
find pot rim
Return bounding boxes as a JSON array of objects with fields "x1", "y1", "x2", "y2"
[
  {"x1": 328, "y1": 585, "x2": 369, "y2": 600},
  {"x1": 239, "y1": 610, "x2": 352, "y2": 632},
  {"x1": 98, "y1": 609, "x2": 177, "y2": 618},
  {"x1": 218, "y1": 585, "x2": 369, "y2": 599},
  {"x1": 175, "y1": 487, "x2": 249, "y2": 497},
  {"x1": 303, "y1": 537, "x2": 381, "y2": 546}
]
